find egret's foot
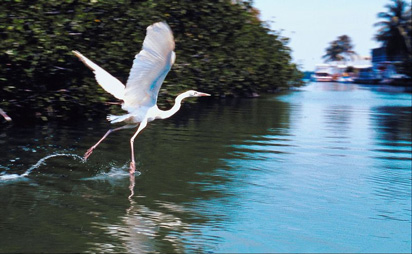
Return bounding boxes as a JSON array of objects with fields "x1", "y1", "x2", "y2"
[
  {"x1": 84, "y1": 148, "x2": 94, "y2": 160},
  {"x1": 129, "y1": 161, "x2": 136, "y2": 174}
]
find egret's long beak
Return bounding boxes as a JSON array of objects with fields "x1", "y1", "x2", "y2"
[{"x1": 198, "y1": 92, "x2": 211, "y2": 97}]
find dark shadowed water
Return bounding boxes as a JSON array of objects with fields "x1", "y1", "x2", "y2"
[{"x1": 1, "y1": 82, "x2": 411, "y2": 253}]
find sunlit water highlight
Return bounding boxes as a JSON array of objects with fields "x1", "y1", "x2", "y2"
[{"x1": 0, "y1": 82, "x2": 411, "y2": 253}]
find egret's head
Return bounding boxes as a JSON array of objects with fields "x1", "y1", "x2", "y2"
[{"x1": 185, "y1": 90, "x2": 211, "y2": 98}]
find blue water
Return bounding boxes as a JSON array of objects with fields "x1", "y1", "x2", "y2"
[
  {"x1": 202, "y1": 83, "x2": 411, "y2": 253},
  {"x1": 0, "y1": 82, "x2": 411, "y2": 253}
]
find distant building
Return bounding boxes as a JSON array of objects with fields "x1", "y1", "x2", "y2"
[
  {"x1": 371, "y1": 47, "x2": 405, "y2": 79},
  {"x1": 372, "y1": 47, "x2": 406, "y2": 63}
]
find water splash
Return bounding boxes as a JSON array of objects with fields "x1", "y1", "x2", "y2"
[
  {"x1": 22, "y1": 153, "x2": 85, "y2": 177},
  {"x1": 82, "y1": 164, "x2": 139, "y2": 181},
  {"x1": 0, "y1": 153, "x2": 85, "y2": 181},
  {"x1": 0, "y1": 173, "x2": 24, "y2": 181}
]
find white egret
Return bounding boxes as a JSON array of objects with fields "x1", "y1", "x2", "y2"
[{"x1": 73, "y1": 22, "x2": 210, "y2": 174}]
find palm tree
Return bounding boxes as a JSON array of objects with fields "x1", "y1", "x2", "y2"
[
  {"x1": 323, "y1": 35, "x2": 357, "y2": 63},
  {"x1": 374, "y1": 0, "x2": 411, "y2": 58}
]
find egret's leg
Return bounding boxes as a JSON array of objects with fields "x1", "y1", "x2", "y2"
[
  {"x1": 129, "y1": 120, "x2": 148, "y2": 174},
  {"x1": 84, "y1": 124, "x2": 137, "y2": 160}
]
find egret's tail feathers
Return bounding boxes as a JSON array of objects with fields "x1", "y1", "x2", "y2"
[{"x1": 107, "y1": 114, "x2": 131, "y2": 123}]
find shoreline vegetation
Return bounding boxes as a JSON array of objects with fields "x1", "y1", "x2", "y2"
[{"x1": 0, "y1": 0, "x2": 303, "y2": 123}]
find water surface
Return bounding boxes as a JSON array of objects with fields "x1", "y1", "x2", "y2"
[{"x1": 1, "y1": 82, "x2": 411, "y2": 253}]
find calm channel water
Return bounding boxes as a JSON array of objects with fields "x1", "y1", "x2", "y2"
[{"x1": 0, "y1": 82, "x2": 411, "y2": 253}]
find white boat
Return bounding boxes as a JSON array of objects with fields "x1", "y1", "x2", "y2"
[
  {"x1": 312, "y1": 64, "x2": 334, "y2": 82},
  {"x1": 313, "y1": 58, "x2": 373, "y2": 83}
]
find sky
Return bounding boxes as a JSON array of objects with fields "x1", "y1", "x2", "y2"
[{"x1": 253, "y1": 0, "x2": 389, "y2": 71}]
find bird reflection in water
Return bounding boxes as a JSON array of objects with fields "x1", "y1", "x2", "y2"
[{"x1": 128, "y1": 173, "x2": 135, "y2": 201}]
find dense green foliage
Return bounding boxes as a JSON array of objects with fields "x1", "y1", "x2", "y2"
[{"x1": 0, "y1": 0, "x2": 302, "y2": 122}]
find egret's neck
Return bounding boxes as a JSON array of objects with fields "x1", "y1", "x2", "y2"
[{"x1": 158, "y1": 93, "x2": 188, "y2": 119}]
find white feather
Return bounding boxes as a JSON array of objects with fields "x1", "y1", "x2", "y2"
[
  {"x1": 122, "y1": 22, "x2": 175, "y2": 112},
  {"x1": 72, "y1": 50, "x2": 125, "y2": 100}
]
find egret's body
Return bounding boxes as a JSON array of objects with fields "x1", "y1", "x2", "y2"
[{"x1": 73, "y1": 22, "x2": 210, "y2": 174}]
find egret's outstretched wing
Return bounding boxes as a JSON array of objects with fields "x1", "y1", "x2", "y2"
[
  {"x1": 123, "y1": 22, "x2": 175, "y2": 112},
  {"x1": 72, "y1": 50, "x2": 125, "y2": 100}
]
